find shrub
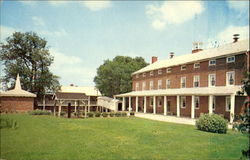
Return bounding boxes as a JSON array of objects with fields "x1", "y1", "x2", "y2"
[
  {"x1": 121, "y1": 112, "x2": 127, "y2": 117},
  {"x1": 87, "y1": 112, "x2": 94, "y2": 118},
  {"x1": 28, "y1": 109, "x2": 51, "y2": 115},
  {"x1": 115, "y1": 112, "x2": 122, "y2": 117},
  {"x1": 130, "y1": 111, "x2": 135, "y2": 116},
  {"x1": 102, "y1": 112, "x2": 108, "y2": 117},
  {"x1": 195, "y1": 114, "x2": 228, "y2": 134},
  {"x1": 109, "y1": 112, "x2": 115, "y2": 117},
  {"x1": 60, "y1": 111, "x2": 66, "y2": 116},
  {"x1": 0, "y1": 117, "x2": 18, "y2": 129},
  {"x1": 95, "y1": 112, "x2": 101, "y2": 117}
]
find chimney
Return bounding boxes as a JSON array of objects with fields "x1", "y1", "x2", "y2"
[
  {"x1": 192, "y1": 42, "x2": 203, "y2": 54},
  {"x1": 170, "y1": 52, "x2": 174, "y2": 59},
  {"x1": 233, "y1": 34, "x2": 240, "y2": 43},
  {"x1": 151, "y1": 56, "x2": 158, "y2": 63}
]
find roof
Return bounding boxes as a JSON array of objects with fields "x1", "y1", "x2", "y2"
[
  {"x1": 60, "y1": 86, "x2": 101, "y2": 96},
  {"x1": 0, "y1": 74, "x2": 36, "y2": 98},
  {"x1": 55, "y1": 92, "x2": 88, "y2": 100},
  {"x1": 115, "y1": 86, "x2": 242, "y2": 97},
  {"x1": 133, "y1": 39, "x2": 249, "y2": 75},
  {"x1": 97, "y1": 96, "x2": 120, "y2": 102}
]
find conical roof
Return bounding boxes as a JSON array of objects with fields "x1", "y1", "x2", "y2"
[{"x1": 0, "y1": 74, "x2": 36, "y2": 97}]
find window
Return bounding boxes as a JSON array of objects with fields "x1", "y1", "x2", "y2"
[
  {"x1": 150, "y1": 97, "x2": 153, "y2": 106},
  {"x1": 181, "y1": 77, "x2": 186, "y2": 88},
  {"x1": 227, "y1": 56, "x2": 235, "y2": 63},
  {"x1": 194, "y1": 63, "x2": 200, "y2": 68},
  {"x1": 226, "y1": 96, "x2": 231, "y2": 111},
  {"x1": 166, "y1": 68, "x2": 171, "y2": 73},
  {"x1": 166, "y1": 79, "x2": 171, "y2": 89},
  {"x1": 136, "y1": 74, "x2": 139, "y2": 79},
  {"x1": 142, "y1": 81, "x2": 146, "y2": 90},
  {"x1": 181, "y1": 65, "x2": 187, "y2": 70},
  {"x1": 158, "y1": 69, "x2": 162, "y2": 75},
  {"x1": 208, "y1": 74, "x2": 216, "y2": 87},
  {"x1": 158, "y1": 80, "x2": 162, "y2": 89},
  {"x1": 150, "y1": 71, "x2": 154, "y2": 76},
  {"x1": 158, "y1": 97, "x2": 163, "y2": 107},
  {"x1": 213, "y1": 97, "x2": 216, "y2": 111},
  {"x1": 150, "y1": 80, "x2": 154, "y2": 90},
  {"x1": 195, "y1": 96, "x2": 199, "y2": 109},
  {"x1": 143, "y1": 73, "x2": 146, "y2": 77},
  {"x1": 180, "y1": 96, "x2": 186, "y2": 108},
  {"x1": 209, "y1": 60, "x2": 216, "y2": 66},
  {"x1": 135, "y1": 82, "x2": 139, "y2": 91},
  {"x1": 226, "y1": 71, "x2": 235, "y2": 86},
  {"x1": 193, "y1": 75, "x2": 200, "y2": 88}
]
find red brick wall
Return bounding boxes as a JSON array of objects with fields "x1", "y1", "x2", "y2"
[
  {"x1": 195, "y1": 96, "x2": 209, "y2": 118},
  {"x1": 180, "y1": 96, "x2": 191, "y2": 117},
  {"x1": 0, "y1": 97, "x2": 34, "y2": 112}
]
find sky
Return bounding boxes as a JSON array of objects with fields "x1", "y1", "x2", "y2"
[{"x1": 0, "y1": 0, "x2": 249, "y2": 87}]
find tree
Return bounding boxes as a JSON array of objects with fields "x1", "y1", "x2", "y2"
[
  {"x1": 0, "y1": 32, "x2": 60, "y2": 99},
  {"x1": 94, "y1": 56, "x2": 148, "y2": 97}
]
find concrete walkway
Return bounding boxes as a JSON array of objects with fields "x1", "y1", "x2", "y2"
[{"x1": 135, "y1": 112, "x2": 196, "y2": 125}]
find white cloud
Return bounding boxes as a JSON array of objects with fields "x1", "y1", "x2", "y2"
[
  {"x1": 32, "y1": 16, "x2": 45, "y2": 27},
  {"x1": 82, "y1": 1, "x2": 111, "y2": 11},
  {"x1": 39, "y1": 28, "x2": 68, "y2": 37},
  {"x1": 146, "y1": 1, "x2": 204, "y2": 30},
  {"x1": 206, "y1": 25, "x2": 249, "y2": 48},
  {"x1": 50, "y1": 49, "x2": 96, "y2": 86},
  {"x1": 228, "y1": 1, "x2": 249, "y2": 11},
  {"x1": 0, "y1": 25, "x2": 22, "y2": 43},
  {"x1": 48, "y1": 1, "x2": 70, "y2": 6}
]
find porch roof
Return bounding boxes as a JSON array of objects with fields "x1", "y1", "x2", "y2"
[{"x1": 115, "y1": 86, "x2": 242, "y2": 97}]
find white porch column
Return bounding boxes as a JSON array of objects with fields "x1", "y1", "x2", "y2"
[
  {"x1": 58, "y1": 103, "x2": 62, "y2": 117},
  {"x1": 129, "y1": 96, "x2": 131, "y2": 111},
  {"x1": 230, "y1": 94, "x2": 235, "y2": 123},
  {"x1": 43, "y1": 95, "x2": 46, "y2": 110},
  {"x1": 164, "y1": 96, "x2": 167, "y2": 116},
  {"x1": 122, "y1": 97, "x2": 125, "y2": 111},
  {"x1": 191, "y1": 95, "x2": 195, "y2": 119},
  {"x1": 209, "y1": 95, "x2": 213, "y2": 114},
  {"x1": 177, "y1": 95, "x2": 180, "y2": 117},
  {"x1": 135, "y1": 96, "x2": 138, "y2": 112},
  {"x1": 144, "y1": 96, "x2": 146, "y2": 113},
  {"x1": 153, "y1": 96, "x2": 156, "y2": 114},
  {"x1": 88, "y1": 96, "x2": 90, "y2": 112},
  {"x1": 74, "y1": 100, "x2": 77, "y2": 113}
]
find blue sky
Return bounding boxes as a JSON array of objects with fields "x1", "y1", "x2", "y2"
[{"x1": 0, "y1": 0, "x2": 249, "y2": 87}]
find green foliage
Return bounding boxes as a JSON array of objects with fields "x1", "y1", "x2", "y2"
[
  {"x1": 94, "y1": 56, "x2": 148, "y2": 97},
  {"x1": 121, "y1": 112, "x2": 127, "y2": 117},
  {"x1": 0, "y1": 32, "x2": 60, "y2": 98},
  {"x1": 102, "y1": 112, "x2": 108, "y2": 117},
  {"x1": 115, "y1": 112, "x2": 122, "y2": 117},
  {"x1": 28, "y1": 109, "x2": 51, "y2": 115},
  {"x1": 0, "y1": 116, "x2": 18, "y2": 129},
  {"x1": 195, "y1": 114, "x2": 228, "y2": 134},
  {"x1": 95, "y1": 112, "x2": 101, "y2": 117},
  {"x1": 87, "y1": 112, "x2": 94, "y2": 118},
  {"x1": 109, "y1": 112, "x2": 115, "y2": 117}
]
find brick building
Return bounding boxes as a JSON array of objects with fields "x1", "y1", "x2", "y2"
[
  {"x1": 115, "y1": 39, "x2": 249, "y2": 123},
  {"x1": 0, "y1": 74, "x2": 36, "y2": 112}
]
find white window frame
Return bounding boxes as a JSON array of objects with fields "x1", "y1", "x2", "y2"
[
  {"x1": 226, "y1": 71, "x2": 235, "y2": 86},
  {"x1": 181, "y1": 65, "x2": 187, "y2": 71},
  {"x1": 150, "y1": 80, "x2": 154, "y2": 90},
  {"x1": 227, "y1": 56, "x2": 235, "y2": 63},
  {"x1": 226, "y1": 96, "x2": 231, "y2": 111},
  {"x1": 209, "y1": 59, "x2": 216, "y2": 66},
  {"x1": 180, "y1": 96, "x2": 186, "y2": 108},
  {"x1": 158, "y1": 97, "x2": 163, "y2": 107},
  {"x1": 142, "y1": 73, "x2": 146, "y2": 77},
  {"x1": 181, "y1": 77, "x2": 186, "y2": 88},
  {"x1": 166, "y1": 79, "x2": 171, "y2": 89},
  {"x1": 166, "y1": 68, "x2": 171, "y2": 73},
  {"x1": 150, "y1": 97, "x2": 153, "y2": 106},
  {"x1": 150, "y1": 71, "x2": 154, "y2": 76},
  {"x1": 158, "y1": 69, "x2": 162, "y2": 75},
  {"x1": 158, "y1": 80, "x2": 162, "y2": 89},
  {"x1": 142, "y1": 81, "x2": 146, "y2": 90},
  {"x1": 195, "y1": 96, "x2": 200, "y2": 109},
  {"x1": 135, "y1": 82, "x2": 139, "y2": 91},
  {"x1": 193, "y1": 75, "x2": 200, "y2": 88},
  {"x1": 208, "y1": 74, "x2": 216, "y2": 87},
  {"x1": 194, "y1": 62, "x2": 200, "y2": 69}
]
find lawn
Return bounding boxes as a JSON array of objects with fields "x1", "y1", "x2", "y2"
[{"x1": 0, "y1": 114, "x2": 248, "y2": 160}]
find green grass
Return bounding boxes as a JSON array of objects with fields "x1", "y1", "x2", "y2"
[{"x1": 0, "y1": 114, "x2": 248, "y2": 160}]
